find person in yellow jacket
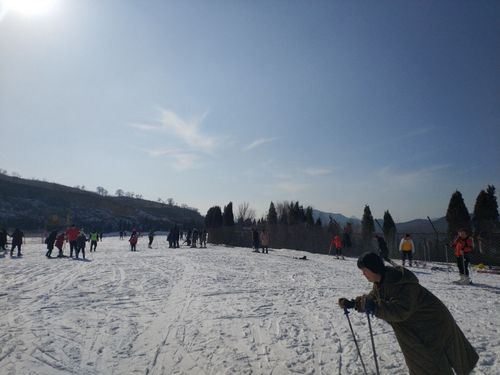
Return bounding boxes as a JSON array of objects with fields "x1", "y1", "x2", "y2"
[
  {"x1": 89, "y1": 230, "x2": 99, "y2": 252},
  {"x1": 399, "y1": 233, "x2": 414, "y2": 267}
]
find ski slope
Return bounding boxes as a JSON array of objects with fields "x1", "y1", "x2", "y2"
[{"x1": 0, "y1": 236, "x2": 499, "y2": 374}]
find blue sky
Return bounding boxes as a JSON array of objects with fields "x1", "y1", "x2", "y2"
[{"x1": 1, "y1": 0, "x2": 499, "y2": 222}]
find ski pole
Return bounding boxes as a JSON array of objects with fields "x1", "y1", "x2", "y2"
[
  {"x1": 366, "y1": 312, "x2": 380, "y2": 375},
  {"x1": 343, "y1": 307, "x2": 368, "y2": 375}
]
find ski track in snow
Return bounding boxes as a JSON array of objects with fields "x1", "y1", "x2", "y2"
[{"x1": 0, "y1": 237, "x2": 499, "y2": 374}]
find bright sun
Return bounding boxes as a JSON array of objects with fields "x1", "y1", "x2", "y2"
[{"x1": 2, "y1": 0, "x2": 58, "y2": 17}]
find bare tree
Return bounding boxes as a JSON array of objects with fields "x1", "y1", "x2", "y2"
[
  {"x1": 167, "y1": 198, "x2": 175, "y2": 206},
  {"x1": 237, "y1": 202, "x2": 256, "y2": 224},
  {"x1": 96, "y1": 186, "x2": 108, "y2": 196},
  {"x1": 116, "y1": 189, "x2": 124, "y2": 197}
]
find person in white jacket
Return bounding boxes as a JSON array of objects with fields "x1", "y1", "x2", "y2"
[{"x1": 399, "y1": 233, "x2": 415, "y2": 267}]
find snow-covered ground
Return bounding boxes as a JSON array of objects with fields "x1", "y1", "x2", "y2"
[{"x1": 1, "y1": 236, "x2": 499, "y2": 375}]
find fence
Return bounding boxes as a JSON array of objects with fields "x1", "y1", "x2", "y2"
[{"x1": 208, "y1": 226, "x2": 500, "y2": 266}]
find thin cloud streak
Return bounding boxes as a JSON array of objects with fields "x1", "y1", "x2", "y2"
[
  {"x1": 147, "y1": 148, "x2": 199, "y2": 171},
  {"x1": 130, "y1": 109, "x2": 218, "y2": 154},
  {"x1": 378, "y1": 164, "x2": 450, "y2": 187},
  {"x1": 243, "y1": 137, "x2": 278, "y2": 152}
]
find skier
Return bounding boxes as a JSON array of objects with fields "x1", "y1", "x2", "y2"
[
  {"x1": 89, "y1": 230, "x2": 99, "y2": 252},
  {"x1": 191, "y1": 229, "x2": 198, "y2": 248},
  {"x1": 333, "y1": 234, "x2": 344, "y2": 259},
  {"x1": 260, "y1": 229, "x2": 269, "y2": 254},
  {"x1": 75, "y1": 230, "x2": 87, "y2": 259},
  {"x1": 10, "y1": 228, "x2": 24, "y2": 256},
  {"x1": 55, "y1": 232, "x2": 65, "y2": 257},
  {"x1": 200, "y1": 229, "x2": 207, "y2": 248},
  {"x1": 174, "y1": 226, "x2": 180, "y2": 248},
  {"x1": 451, "y1": 229, "x2": 473, "y2": 285},
  {"x1": 129, "y1": 231, "x2": 138, "y2": 251},
  {"x1": 399, "y1": 233, "x2": 415, "y2": 267},
  {"x1": 119, "y1": 230, "x2": 124, "y2": 240},
  {"x1": 252, "y1": 228, "x2": 260, "y2": 253},
  {"x1": 0, "y1": 227, "x2": 8, "y2": 250},
  {"x1": 339, "y1": 252, "x2": 478, "y2": 375},
  {"x1": 45, "y1": 230, "x2": 58, "y2": 257},
  {"x1": 186, "y1": 229, "x2": 192, "y2": 246},
  {"x1": 66, "y1": 224, "x2": 80, "y2": 257},
  {"x1": 148, "y1": 230, "x2": 155, "y2": 249}
]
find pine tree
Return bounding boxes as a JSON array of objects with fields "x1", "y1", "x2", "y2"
[
  {"x1": 305, "y1": 206, "x2": 315, "y2": 226},
  {"x1": 361, "y1": 205, "x2": 375, "y2": 249},
  {"x1": 473, "y1": 185, "x2": 499, "y2": 238},
  {"x1": 315, "y1": 217, "x2": 322, "y2": 226},
  {"x1": 223, "y1": 202, "x2": 235, "y2": 226},
  {"x1": 445, "y1": 190, "x2": 471, "y2": 237},
  {"x1": 267, "y1": 202, "x2": 278, "y2": 225},
  {"x1": 205, "y1": 206, "x2": 223, "y2": 228},
  {"x1": 382, "y1": 210, "x2": 397, "y2": 253}
]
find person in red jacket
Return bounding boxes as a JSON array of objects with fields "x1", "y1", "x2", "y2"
[
  {"x1": 129, "y1": 231, "x2": 138, "y2": 251},
  {"x1": 451, "y1": 228, "x2": 473, "y2": 285},
  {"x1": 66, "y1": 224, "x2": 80, "y2": 258},
  {"x1": 55, "y1": 232, "x2": 65, "y2": 257},
  {"x1": 333, "y1": 234, "x2": 344, "y2": 259}
]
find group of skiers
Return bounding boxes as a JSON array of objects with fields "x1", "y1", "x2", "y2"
[
  {"x1": 0, "y1": 227, "x2": 24, "y2": 256},
  {"x1": 44, "y1": 224, "x2": 101, "y2": 260},
  {"x1": 252, "y1": 228, "x2": 270, "y2": 254},
  {"x1": 126, "y1": 227, "x2": 209, "y2": 251}
]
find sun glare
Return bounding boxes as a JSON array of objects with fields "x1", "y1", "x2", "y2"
[{"x1": 2, "y1": 0, "x2": 58, "y2": 17}]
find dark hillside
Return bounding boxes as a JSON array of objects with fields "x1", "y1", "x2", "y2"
[{"x1": 0, "y1": 174, "x2": 203, "y2": 231}]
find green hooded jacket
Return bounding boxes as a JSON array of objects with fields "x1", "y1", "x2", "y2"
[{"x1": 365, "y1": 266, "x2": 478, "y2": 375}]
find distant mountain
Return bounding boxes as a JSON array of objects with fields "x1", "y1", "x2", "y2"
[
  {"x1": 313, "y1": 208, "x2": 447, "y2": 233},
  {"x1": 395, "y1": 217, "x2": 447, "y2": 234},
  {"x1": 312, "y1": 209, "x2": 361, "y2": 226},
  {"x1": 0, "y1": 174, "x2": 204, "y2": 231}
]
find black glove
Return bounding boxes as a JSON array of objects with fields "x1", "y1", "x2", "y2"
[
  {"x1": 355, "y1": 295, "x2": 376, "y2": 314},
  {"x1": 338, "y1": 298, "x2": 355, "y2": 309}
]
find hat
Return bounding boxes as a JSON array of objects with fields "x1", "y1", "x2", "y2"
[{"x1": 357, "y1": 252, "x2": 385, "y2": 275}]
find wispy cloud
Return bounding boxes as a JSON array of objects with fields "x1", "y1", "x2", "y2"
[
  {"x1": 147, "y1": 148, "x2": 199, "y2": 171},
  {"x1": 130, "y1": 109, "x2": 218, "y2": 154},
  {"x1": 275, "y1": 180, "x2": 307, "y2": 194},
  {"x1": 243, "y1": 137, "x2": 278, "y2": 152},
  {"x1": 304, "y1": 167, "x2": 332, "y2": 176},
  {"x1": 377, "y1": 164, "x2": 450, "y2": 187},
  {"x1": 130, "y1": 108, "x2": 221, "y2": 170}
]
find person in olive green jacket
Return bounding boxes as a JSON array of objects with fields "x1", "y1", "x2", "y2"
[{"x1": 339, "y1": 252, "x2": 478, "y2": 375}]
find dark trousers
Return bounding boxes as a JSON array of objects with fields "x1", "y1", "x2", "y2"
[
  {"x1": 69, "y1": 241, "x2": 77, "y2": 256},
  {"x1": 90, "y1": 240, "x2": 97, "y2": 252},
  {"x1": 402, "y1": 251, "x2": 413, "y2": 265},
  {"x1": 261, "y1": 246, "x2": 268, "y2": 254},
  {"x1": 46, "y1": 244, "x2": 54, "y2": 257},
  {"x1": 130, "y1": 244, "x2": 136, "y2": 251},
  {"x1": 76, "y1": 247, "x2": 85, "y2": 259},
  {"x1": 11, "y1": 243, "x2": 21, "y2": 255},
  {"x1": 335, "y1": 248, "x2": 342, "y2": 256},
  {"x1": 457, "y1": 254, "x2": 470, "y2": 276}
]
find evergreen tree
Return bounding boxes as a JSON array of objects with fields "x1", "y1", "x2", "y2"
[
  {"x1": 382, "y1": 210, "x2": 397, "y2": 253},
  {"x1": 222, "y1": 202, "x2": 235, "y2": 226},
  {"x1": 315, "y1": 217, "x2": 322, "y2": 226},
  {"x1": 267, "y1": 202, "x2": 278, "y2": 225},
  {"x1": 361, "y1": 205, "x2": 375, "y2": 249},
  {"x1": 445, "y1": 190, "x2": 471, "y2": 237},
  {"x1": 305, "y1": 206, "x2": 315, "y2": 226},
  {"x1": 473, "y1": 185, "x2": 499, "y2": 238},
  {"x1": 205, "y1": 206, "x2": 223, "y2": 228}
]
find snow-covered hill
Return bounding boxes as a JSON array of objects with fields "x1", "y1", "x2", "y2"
[{"x1": 0, "y1": 237, "x2": 498, "y2": 374}]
